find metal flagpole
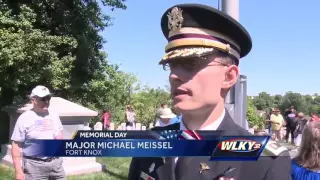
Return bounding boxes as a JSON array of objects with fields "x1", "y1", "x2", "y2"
[
  {"x1": 221, "y1": 0, "x2": 248, "y2": 130},
  {"x1": 221, "y1": 0, "x2": 239, "y2": 21}
]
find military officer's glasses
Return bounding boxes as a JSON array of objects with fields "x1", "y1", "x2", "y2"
[{"x1": 162, "y1": 57, "x2": 229, "y2": 71}]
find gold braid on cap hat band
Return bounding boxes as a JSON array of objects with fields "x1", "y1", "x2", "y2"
[{"x1": 165, "y1": 38, "x2": 240, "y2": 60}]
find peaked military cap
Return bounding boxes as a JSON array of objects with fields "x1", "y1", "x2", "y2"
[{"x1": 159, "y1": 4, "x2": 252, "y2": 65}]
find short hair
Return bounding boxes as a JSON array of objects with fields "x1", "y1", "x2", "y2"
[
  {"x1": 295, "y1": 121, "x2": 320, "y2": 170},
  {"x1": 161, "y1": 104, "x2": 168, "y2": 108},
  {"x1": 205, "y1": 50, "x2": 237, "y2": 98},
  {"x1": 273, "y1": 108, "x2": 280, "y2": 112},
  {"x1": 206, "y1": 49, "x2": 236, "y2": 66},
  {"x1": 298, "y1": 112, "x2": 304, "y2": 117},
  {"x1": 126, "y1": 105, "x2": 133, "y2": 111}
]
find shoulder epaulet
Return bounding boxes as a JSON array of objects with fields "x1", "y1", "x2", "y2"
[{"x1": 262, "y1": 140, "x2": 288, "y2": 156}]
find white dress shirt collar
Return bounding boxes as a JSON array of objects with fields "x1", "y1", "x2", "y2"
[{"x1": 180, "y1": 109, "x2": 225, "y2": 130}]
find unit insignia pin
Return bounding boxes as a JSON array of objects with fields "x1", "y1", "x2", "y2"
[
  {"x1": 200, "y1": 162, "x2": 210, "y2": 174},
  {"x1": 167, "y1": 7, "x2": 184, "y2": 32}
]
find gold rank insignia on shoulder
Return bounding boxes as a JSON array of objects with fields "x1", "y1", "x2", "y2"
[
  {"x1": 200, "y1": 162, "x2": 210, "y2": 174},
  {"x1": 263, "y1": 141, "x2": 288, "y2": 156},
  {"x1": 167, "y1": 7, "x2": 184, "y2": 33}
]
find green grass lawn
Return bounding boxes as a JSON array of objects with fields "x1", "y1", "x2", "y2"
[{"x1": 0, "y1": 157, "x2": 131, "y2": 180}]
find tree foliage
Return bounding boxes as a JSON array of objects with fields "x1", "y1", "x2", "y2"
[
  {"x1": 250, "y1": 92, "x2": 320, "y2": 116},
  {"x1": 131, "y1": 87, "x2": 171, "y2": 125},
  {"x1": 0, "y1": 3, "x2": 77, "y2": 107},
  {"x1": 0, "y1": 0, "x2": 138, "y2": 123},
  {"x1": 247, "y1": 97, "x2": 264, "y2": 129},
  {"x1": 247, "y1": 92, "x2": 320, "y2": 129}
]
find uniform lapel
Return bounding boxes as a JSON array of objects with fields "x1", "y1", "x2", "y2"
[
  {"x1": 207, "y1": 111, "x2": 242, "y2": 180},
  {"x1": 175, "y1": 157, "x2": 240, "y2": 180},
  {"x1": 210, "y1": 111, "x2": 242, "y2": 179},
  {"x1": 155, "y1": 123, "x2": 180, "y2": 180},
  {"x1": 175, "y1": 110, "x2": 241, "y2": 180},
  {"x1": 156, "y1": 157, "x2": 175, "y2": 180}
]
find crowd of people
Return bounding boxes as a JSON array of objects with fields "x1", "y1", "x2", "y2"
[
  {"x1": 266, "y1": 106, "x2": 319, "y2": 147},
  {"x1": 95, "y1": 103, "x2": 181, "y2": 131},
  {"x1": 264, "y1": 106, "x2": 320, "y2": 179}
]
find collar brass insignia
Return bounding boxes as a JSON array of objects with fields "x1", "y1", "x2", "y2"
[
  {"x1": 200, "y1": 162, "x2": 210, "y2": 174},
  {"x1": 167, "y1": 7, "x2": 184, "y2": 33}
]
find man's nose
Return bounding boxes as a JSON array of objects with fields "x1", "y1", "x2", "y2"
[{"x1": 169, "y1": 68, "x2": 188, "y2": 82}]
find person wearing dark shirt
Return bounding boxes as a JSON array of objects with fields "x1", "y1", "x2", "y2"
[
  {"x1": 293, "y1": 112, "x2": 308, "y2": 146},
  {"x1": 284, "y1": 105, "x2": 297, "y2": 144},
  {"x1": 266, "y1": 108, "x2": 274, "y2": 134}
]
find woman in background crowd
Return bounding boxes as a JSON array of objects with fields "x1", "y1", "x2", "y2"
[
  {"x1": 102, "y1": 109, "x2": 110, "y2": 130},
  {"x1": 125, "y1": 105, "x2": 135, "y2": 130},
  {"x1": 291, "y1": 121, "x2": 320, "y2": 180},
  {"x1": 293, "y1": 112, "x2": 308, "y2": 147}
]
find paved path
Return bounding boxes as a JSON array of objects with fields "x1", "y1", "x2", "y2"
[{"x1": 278, "y1": 141, "x2": 298, "y2": 159}]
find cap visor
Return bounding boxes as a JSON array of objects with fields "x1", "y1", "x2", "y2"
[
  {"x1": 37, "y1": 93, "x2": 52, "y2": 98},
  {"x1": 159, "y1": 47, "x2": 216, "y2": 64}
]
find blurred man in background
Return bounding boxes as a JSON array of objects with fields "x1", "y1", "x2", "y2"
[{"x1": 285, "y1": 105, "x2": 297, "y2": 144}]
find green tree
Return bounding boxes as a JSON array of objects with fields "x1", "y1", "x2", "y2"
[
  {"x1": 310, "y1": 95, "x2": 320, "y2": 115},
  {"x1": 131, "y1": 87, "x2": 171, "y2": 126},
  {"x1": 0, "y1": 0, "x2": 137, "y2": 124},
  {"x1": 252, "y1": 92, "x2": 275, "y2": 111},
  {"x1": 273, "y1": 94, "x2": 283, "y2": 108},
  {"x1": 280, "y1": 91, "x2": 308, "y2": 114},
  {"x1": 247, "y1": 97, "x2": 264, "y2": 129},
  {"x1": 0, "y1": 3, "x2": 77, "y2": 107}
]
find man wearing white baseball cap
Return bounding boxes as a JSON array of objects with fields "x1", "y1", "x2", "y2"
[
  {"x1": 155, "y1": 108, "x2": 177, "y2": 127},
  {"x1": 11, "y1": 85, "x2": 65, "y2": 180}
]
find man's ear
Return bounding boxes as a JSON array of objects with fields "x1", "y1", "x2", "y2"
[{"x1": 221, "y1": 65, "x2": 239, "y2": 89}]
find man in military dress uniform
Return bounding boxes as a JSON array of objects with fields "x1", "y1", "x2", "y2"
[{"x1": 128, "y1": 4, "x2": 291, "y2": 180}]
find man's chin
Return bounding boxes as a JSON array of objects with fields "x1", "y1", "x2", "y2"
[{"x1": 173, "y1": 101, "x2": 200, "y2": 112}]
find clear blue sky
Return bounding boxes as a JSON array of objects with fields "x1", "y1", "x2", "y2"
[{"x1": 100, "y1": 0, "x2": 319, "y2": 96}]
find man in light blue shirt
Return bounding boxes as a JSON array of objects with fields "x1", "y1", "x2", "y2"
[{"x1": 11, "y1": 85, "x2": 65, "y2": 180}]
